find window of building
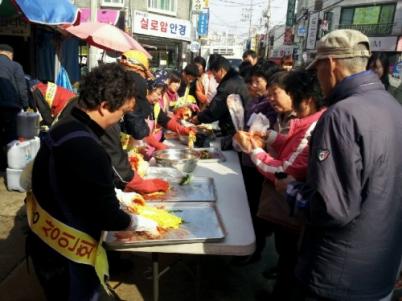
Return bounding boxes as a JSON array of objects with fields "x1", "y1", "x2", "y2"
[
  {"x1": 339, "y1": 4, "x2": 396, "y2": 35},
  {"x1": 340, "y1": 4, "x2": 395, "y2": 25},
  {"x1": 340, "y1": 7, "x2": 354, "y2": 25},
  {"x1": 148, "y1": 0, "x2": 177, "y2": 16},
  {"x1": 379, "y1": 4, "x2": 395, "y2": 24},
  {"x1": 101, "y1": 0, "x2": 124, "y2": 8}
]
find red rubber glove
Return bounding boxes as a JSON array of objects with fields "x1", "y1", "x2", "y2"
[
  {"x1": 167, "y1": 117, "x2": 193, "y2": 135},
  {"x1": 174, "y1": 107, "x2": 192, "y2": 120},
  {"x1": 125, "y1": 173, "x2": 169, "y2": 194},
  {"x1": 144, "y1": 134, "x2": 167, "y2": 151}
]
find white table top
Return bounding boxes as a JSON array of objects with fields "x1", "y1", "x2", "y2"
[{"x1": 109, "y1": 140, "x2": 256, "y2": 256}]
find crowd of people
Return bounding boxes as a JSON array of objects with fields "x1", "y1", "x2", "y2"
[{"x1": 1, "y1": 28, "x2": 402, "y2": 301}]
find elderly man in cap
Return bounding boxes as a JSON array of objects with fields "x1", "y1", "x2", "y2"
[
  {"x1": 0, "y1": 44, "x2": 29, "y2": 171},
  {"x1": 277, "y1": 30, "x2": 402, "y2": 300}
]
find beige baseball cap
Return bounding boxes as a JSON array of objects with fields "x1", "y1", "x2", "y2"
[{"x1": 306, "y1": 29, "x2": 371, "y2": 69}]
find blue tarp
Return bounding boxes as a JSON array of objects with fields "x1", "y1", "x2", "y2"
[
  {"x1": 15, "y1": 0, "x2": 80, "y2": 25},
  {"x1": 56, "y1": 66, "x2": 73, "y2": 91}
]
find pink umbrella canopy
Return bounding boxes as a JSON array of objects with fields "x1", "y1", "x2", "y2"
[{"x1": 63, "y1": 22, "x2": 151, "y2": 58}]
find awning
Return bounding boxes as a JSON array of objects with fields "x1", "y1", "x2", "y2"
[
  {"x1": 14, "y1": 0, "x2": 80, "y2": 25},
  {"x1": 79, "y1": 8, "x2": 120, "y2": 25}
]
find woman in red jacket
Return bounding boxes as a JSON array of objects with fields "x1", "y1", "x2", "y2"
[{"x1": 235, "y1": 70, "x2": 326, "y2": 300}]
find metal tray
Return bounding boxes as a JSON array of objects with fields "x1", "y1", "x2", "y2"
[
  {"x1": 104, "y1": 202, "x2": 225, "y2": 248},
  {"x1": 193, "y1": 147, "x2": 226, "y2": 163}
]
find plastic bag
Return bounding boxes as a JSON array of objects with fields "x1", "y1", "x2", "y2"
[
  {"x1": 226, "y1": 94, "x2": 244, "y2": 131},
  {"x1": 247, "y1": 112, "x2": 270, "y2": 134}
]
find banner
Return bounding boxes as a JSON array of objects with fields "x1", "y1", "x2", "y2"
[
  {"x1": 198, "y1": 9, "x2": 209, "y2": 36},
  {"x1": 286, "y1": 0, "x2": 296, "y2": 27},
  {"x1": 132, "y1": 10, "x2": 191, "y2": 41},
  {"x1": 193, "y1": 0, "x2": 208, "y2": 12},
  {"x1": 306, "y1": 12, "x2": 319, "y2": 50}
]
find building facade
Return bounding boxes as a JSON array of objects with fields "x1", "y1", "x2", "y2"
[{"x1": 74, "y1": 0, "x2": 194, "y2": 69}]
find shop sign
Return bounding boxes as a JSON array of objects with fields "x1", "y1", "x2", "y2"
[
  {"x1": 198, "y1": 9, "x2": 209, "y2": 36},
  {"x1": 286, "y1": 0, "x2": 296, "y2": 27},
  {"x1": 306, "y1": 12, "x2": 319, "y2": 50},
  {"x1": 192, "y1": 0, "x2": 208, "y2": 12},
  {"x1": 297, "y1": 26, "x2": 306, "y2": 37},
  {"x1": 132, "y1": 10, "x2": 191, "y2": 42},
  {"x1": 283, "y1": 27, "x2": 294, "y2": 45},
  {"x1": 369, "y1": 36, "x2": 397, "y2": 52},
  {"x1": 0, "y1": 17, "x2": 30, "y2": 37},
  {"x1": 189, "y1": 41, "x2": 200, "y2": 52}
]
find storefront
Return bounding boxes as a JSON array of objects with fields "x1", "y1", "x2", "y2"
[
  {"x1": 132, "y1": 10, "x2": 192, "y2": 69},
  {"x1": 0, "y1": 16, "x2": 33, "y2": 75}
]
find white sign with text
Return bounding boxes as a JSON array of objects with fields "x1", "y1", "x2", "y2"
[
  {"x1": 369, "y1": 36, "x2": 397, "y2": 52},
  {"x1": 132, "y1": 10, "x2": 191, "y2": 41},
  {"x1": 306, "y1": 12, "x2": 319, "y2": 50}
]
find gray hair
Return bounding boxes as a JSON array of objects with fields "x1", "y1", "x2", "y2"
[{"x1": 335, "y1": 43, "x2": 370, "y2": 73}]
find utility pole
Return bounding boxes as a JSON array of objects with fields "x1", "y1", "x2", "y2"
[
  {"x1": 248, "y1": 0, "x2": 253, "y2": 40},
  {"x1": 264, "y1": 0, "x2": 271, "y2": 58},
  {"x1": 88, "y1": 0, "x2": 98, "y2": 71}
]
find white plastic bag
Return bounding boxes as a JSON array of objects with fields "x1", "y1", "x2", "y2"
[
  {"x1": 226, "y1": 94, "x2": 244, "y2": 131},
  {"x1": 247, "y1": 112, "x2": 270, "y2": 134}
]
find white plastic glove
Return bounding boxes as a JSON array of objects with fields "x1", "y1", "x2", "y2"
[
  {"x1": 114, "y1": 188, "x2": 143, "y2": 207},
  {"x1": 129, "y1": 214, "x2": 159, "y2": 237}
]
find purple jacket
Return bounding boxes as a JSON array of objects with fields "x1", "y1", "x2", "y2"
[{"x1": 242, "y1": 95, "x2": 277, "y2": 167}]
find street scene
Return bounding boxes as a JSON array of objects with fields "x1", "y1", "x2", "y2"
[{"x1": 1, "y1": 0, "x2": 402, "y2": 301}]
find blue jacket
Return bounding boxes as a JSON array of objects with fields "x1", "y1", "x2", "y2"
[
  {"x1": 0, "y1": 54, "x2": 28, "y2": 109},
  {"x1": 296, "y1": 71, "x2": 402, "y2": 300}
]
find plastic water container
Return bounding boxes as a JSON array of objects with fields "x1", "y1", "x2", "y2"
[
  {"x1": 6, "y1": 168, "x2": 25, "y2": 192},
  {"x1": 17, "y1": 111, "x2": 40, "y2": 139},
  {"x1": 29, "y1": 137, "x2": 41, "y2": 156},
  {"x1": 7, "y1": 139, "x2": 38, "y2": 169}
]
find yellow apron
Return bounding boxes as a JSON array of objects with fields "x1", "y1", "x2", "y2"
[{"x1": 25, "y1": 192, "x2": 110, "y2": 293}]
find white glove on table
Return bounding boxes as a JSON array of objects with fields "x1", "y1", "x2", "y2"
[
  {"x1": 115, "y1": 188, "x2": 143, "y2": 207},
  {"x1": 129, "y1": 214, "x2": 159, "y2": 237}
]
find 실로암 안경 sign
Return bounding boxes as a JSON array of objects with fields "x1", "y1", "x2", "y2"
[{"x1": 132, "y1": 10, "x2": 191, "y2": 42}]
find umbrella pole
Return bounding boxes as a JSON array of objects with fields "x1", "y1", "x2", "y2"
[{"x1": 88, "y1": 0, "x2": 98, "y2": 71}]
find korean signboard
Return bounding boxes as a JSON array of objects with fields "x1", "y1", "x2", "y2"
[
  {"x1": 306, "y1": 12, "x2": 319, "y2": 50},
  {"x1": 283, "y1": 27, "x2": 294, "y2": 45},
  {"x1": 193, "y1": 0, "x2": 209, "y2": 12},
  {"x1": 132, "y1": 10, "x2": 191, "y2": 42},
  {"x1": 286, "y1": 0, "x2": 296, "y2": 27},
  {"x1": 369, "y1": 36, "x2": 397, "y2": 52},
  {"x1": 198, "y1": 9, "x2": 209, "y2": 36}
]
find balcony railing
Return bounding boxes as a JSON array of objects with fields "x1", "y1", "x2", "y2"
[{"x1": 337, "y1": 23, "x2": 395, "y2": 36}]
